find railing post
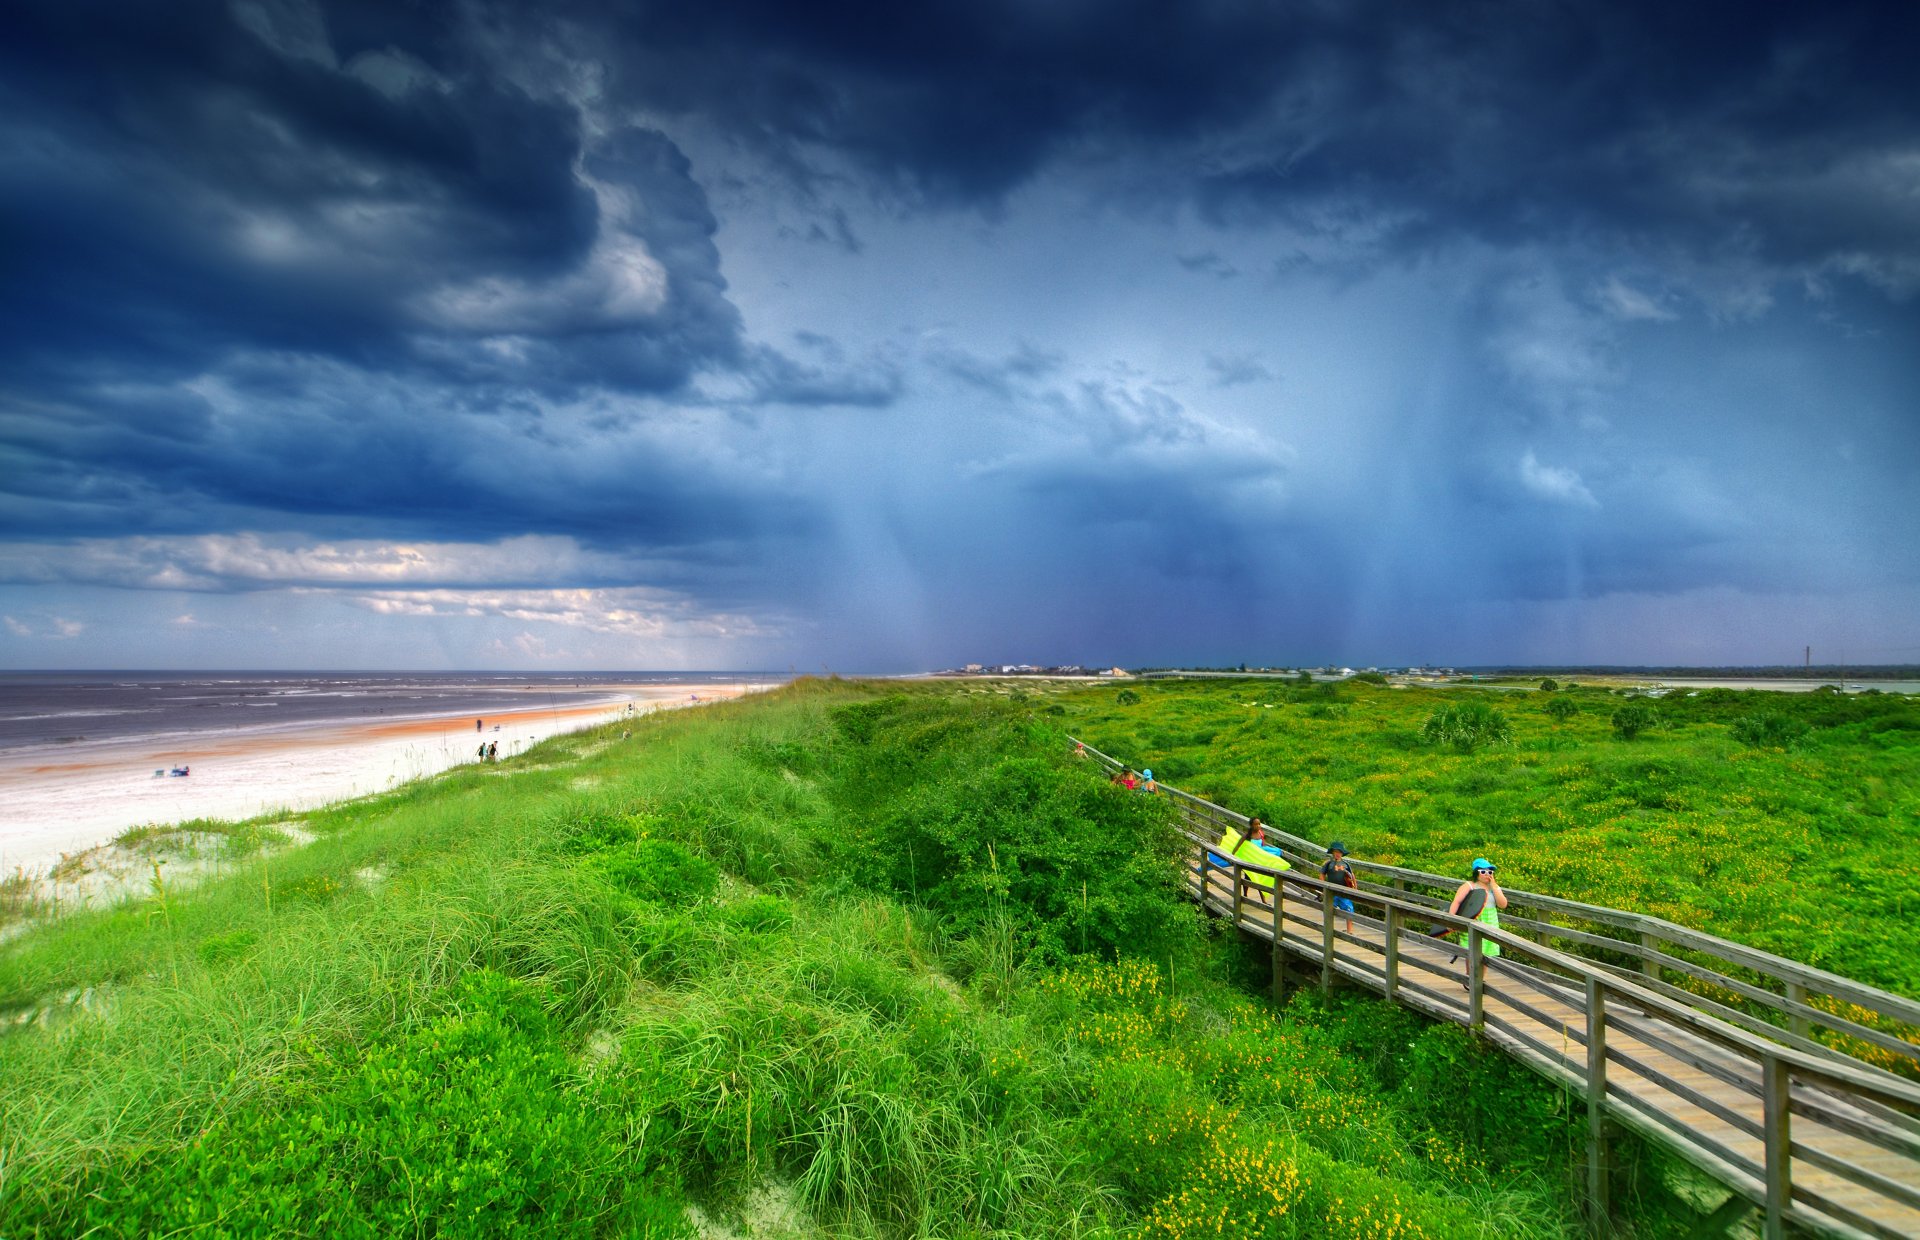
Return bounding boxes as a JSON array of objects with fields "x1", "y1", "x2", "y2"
[
  {"x1": 1384, "y1": 905, "x2": 1400, "y2": 1003},
  {"x1": 1585, "y1": 976, "x2": 1610, "y2": 1237},
  {"x1": 1761, "y1": 1054, "x2": 1790, "y2": 1240},
  {"x1": 1194, "y1": 840, "x2": 1208, "y2": 911},
  {"x1": 1271, "y1": 889, "x2": 1287, "y2": 1006},
  {"x1": 1321, "y1": 882, "x2": 1336, "y2": 990},
  {"x1": 1231, "y1": 863, "x2": 1244, "y2": 931},
  {"x1": 1639, "y1": 930, "x2": 1661, "y2": 984},
  {"x1": 1784, "y1": 980, "x2": 1810, "y2": 1040},
  {"x1": 1468, "y1": 926, "x2": 1484, "y2": 1035}
]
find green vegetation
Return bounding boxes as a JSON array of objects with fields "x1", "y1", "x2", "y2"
[
  {"x1": 1609, "y1": 702, "x2": 1658, "y2": 741},
  {"x1": 1057, "y1": 678, "x2": 1920, "y2": 1002},
  {"x1": 0, "y1": 681, "x2": 1670, "y2": 1238},
  {"x1": 1420, "y1": 703, "x2": 1514, "y2": 753}
]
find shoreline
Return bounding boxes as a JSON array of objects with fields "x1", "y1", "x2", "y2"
[{"x1": 0, "y1": 684, "x2": 773, "y2": 874}]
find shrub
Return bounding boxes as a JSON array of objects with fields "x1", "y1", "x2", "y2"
[
  {"x1": 1730, "y1": 713, "x2": 1810, "y2": 750},
  {"x1": 1545, "y1": 696, "x2": 1578, "y2": 723},
  {"x1": 1538, "y1": 678, "x2": 1559, "y2": 691},
  {"x1": 589, "y1": 839, "x2": 719, "y2": 907},
  {"x1": 1611, "y1": 703, "x2": 1658, "y2": 740},
  {"x1": 1419, "y1": 703, "x2": 1513, "y2": 753},
  {"x1": 1115, "y1": 689, "x2": 1141, "y2": 705}
]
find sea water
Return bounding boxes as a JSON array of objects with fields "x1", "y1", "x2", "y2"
[{"x1": 0, "y1": 671, "x2": 770, "y2": 757}]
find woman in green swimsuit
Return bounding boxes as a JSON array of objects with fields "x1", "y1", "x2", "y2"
[{"x1": 1448, "y1": 858, "x2": 1507, "y2": 985}]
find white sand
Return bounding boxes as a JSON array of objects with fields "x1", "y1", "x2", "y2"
[{"x1": 0, "y1": 684, "x2": 770, "y2": 875}]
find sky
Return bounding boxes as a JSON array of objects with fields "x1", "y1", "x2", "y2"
[{"x1": 2, "y1": 0, "x2": 1917, "y2": 672}]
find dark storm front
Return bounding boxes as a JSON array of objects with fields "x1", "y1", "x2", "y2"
[{"x1": 0, "y1": 672, "x2": 738, "y2": 754}]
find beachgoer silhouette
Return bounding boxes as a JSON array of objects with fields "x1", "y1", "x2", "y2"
[
  {"x1": 487, "y1": 741, "x2": 497, "y2": 762},
  {"x1": 477, "y1": 718, "x2": 483, "y2": 731}
]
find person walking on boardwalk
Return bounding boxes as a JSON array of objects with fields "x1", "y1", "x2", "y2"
[
  {"x1": 1447, "y1": 858, "x2": 1507, "y2": 987},
  {"x1": 1232, "y1": 820, "x2": 1289, "y2": 907},
  {"x1": 1321, "y1": 840, "x2": 1356, "y2": 935},
  {"x1": 1210, "y1": 817, "x2": 1248, "y2": 873}
]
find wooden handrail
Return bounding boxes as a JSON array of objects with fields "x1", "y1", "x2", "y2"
[
  {"x1": 1072, "y1": 735, "x2": 1920, "y2": 1074},
  {"x1": 1182, "y1": 824, "x2": 1920, "y2": 1238}
]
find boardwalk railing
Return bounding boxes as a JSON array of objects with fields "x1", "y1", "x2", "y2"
[{"x1": 1073, "y1": 739, "x2": 1920, "y2": 1240}]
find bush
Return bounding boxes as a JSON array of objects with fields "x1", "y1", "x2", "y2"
[
  {"x1": 1115, "y1": 689, "x2": 1141, "y2": 705},
  {"x1": 1538, "y1": 678, "x2": 1559, "y2": 691},
  {"x1": 1420, "y1": 703, "x2": 1513, "y2": 753},
  {"x1": 1730, "y1": 713, "x2": 1810, "y2": 750},
  {"x1": 589, "y1": 839, "x2": 719, "y2": 907},
  {"x1": 1545, "y1": 696, "x2": 1578, "y2": 723},
  {"x1": 1611, "y1": 703, "x2": 1658, "y2": 740}
]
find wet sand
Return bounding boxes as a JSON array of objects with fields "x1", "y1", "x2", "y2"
[{"x1": 0, "y1": 684, "x2": 769, "y2": 873}]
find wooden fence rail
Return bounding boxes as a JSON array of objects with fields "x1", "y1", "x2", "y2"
[{"x1": 1071, "y1": 737, "x2": 1920, "y2": 1240}]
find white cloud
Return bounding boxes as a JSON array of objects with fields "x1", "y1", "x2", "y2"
[
  {"x1": 335, "y1": 587, "x2": 781, "y2": 640},
  {"x1": 1518, "y1": 450, "x2": 1598, "y2": 508},
  {"x1": 0, "y1": 613, "x2": 83, "y2": 638},
  {"x1": 0, "y1": 533, "x2": 657, "y2": 591},
  {"x1": 1596, "y1": 276, "x2": 1676, "y2": 322}
]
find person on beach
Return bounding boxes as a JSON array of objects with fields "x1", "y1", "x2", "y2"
[
  {"x1": 1447, "y1": 858, "x2": 1507, "y2": 988},
  {"x1": 1321, "y1": 840, "x2": 1356, "y2": 934},
  {"x1": 1115, "y1": 768, "x2": 1141, "y2": 791},
  {"x1": 478, "y1": 742, "x2": 488, "y2": 761},
  {"x1": 476, "y1": 718, "x2": 483, "y2": 732},
  {"x1": 1231, "y1": 820, "x2": 1289, "y2": 907},
  {"x1": 487, "y1": 741, "x2": 498, "y2": 762},
  {"x1": 1141, "y1": 767, "x2": 1157, "y2": 793}
]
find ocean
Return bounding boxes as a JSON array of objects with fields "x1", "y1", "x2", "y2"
[{"x1": 0, "y1": 671, "x2": 771, "y2": 757}]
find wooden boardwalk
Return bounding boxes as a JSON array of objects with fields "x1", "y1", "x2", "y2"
[{"x1": 1076, "y1": 740, "x2": 1920, "y2": 1240}]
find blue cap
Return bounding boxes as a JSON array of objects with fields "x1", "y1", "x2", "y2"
[
  {"x1": 1472, "y1": 857, "x2": 1496, "y2": 872},
  {"x1": 1142, "y1": 768, "x2": 1152, "y2": 780}
]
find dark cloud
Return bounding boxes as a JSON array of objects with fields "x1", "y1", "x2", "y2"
[
  {"x1": 0, "y1": 0, "x2": 772, "y2": 404},
  {"x1": 570, "y1": 1, "x2": 1920, "y2": 291}
]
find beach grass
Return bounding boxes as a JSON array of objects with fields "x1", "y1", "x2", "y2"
[{"x1": 0, "y1": 680, "x2": 1687, "y2": 1237}]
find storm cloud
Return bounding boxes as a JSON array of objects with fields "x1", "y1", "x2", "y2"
[{"x1": 1, "y1": 0, "x2": 1916, "y2": 669}]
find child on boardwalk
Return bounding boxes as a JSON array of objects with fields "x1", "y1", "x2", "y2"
[{"x1": 1321, "y1": 840, "x2": 1356, "y2": 934}]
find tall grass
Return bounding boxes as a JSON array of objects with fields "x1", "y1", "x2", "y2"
[{"x1": 2, "y1": 682, "x2": 1604, "y2": 1238}]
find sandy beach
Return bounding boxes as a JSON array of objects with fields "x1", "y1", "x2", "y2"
[{"x1": 0, "y1": 683, "x2": 768, "y2": 874}]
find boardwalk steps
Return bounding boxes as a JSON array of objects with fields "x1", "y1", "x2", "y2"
[{"x1": 1072, "y1": 739, "x2": 1920, "y2": 1240}]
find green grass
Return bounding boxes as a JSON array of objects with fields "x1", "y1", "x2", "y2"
[
  {"x1": 1057, "y1": 678, "x2": 1920, "y2": 998},
  {"x1": 1, "y1": 680, "x2": 1714, "y2": 1237}
]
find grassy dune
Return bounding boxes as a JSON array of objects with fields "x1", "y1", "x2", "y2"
[{"x1": 2, "y1": 681, "x2": 1716, "y2": 1237}]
